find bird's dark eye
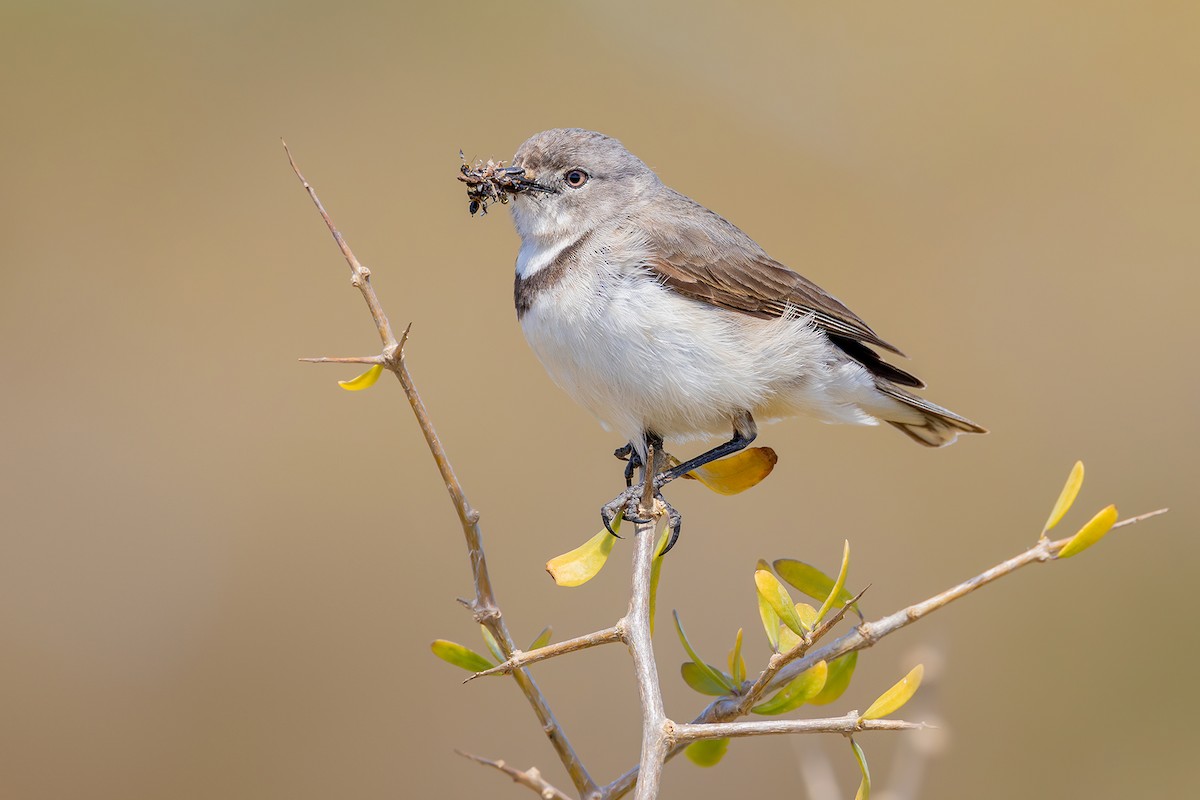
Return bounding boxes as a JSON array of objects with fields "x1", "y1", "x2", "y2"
[{"x1": 564, "y1": 169, "x2": 589, "y2": 188}]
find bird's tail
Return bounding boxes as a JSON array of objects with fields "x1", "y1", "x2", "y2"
[{"x1": 875, "y1": 383, "x2": 987, "y2": 448}]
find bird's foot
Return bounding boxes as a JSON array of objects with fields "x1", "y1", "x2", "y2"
[
  {"x1": 600, "y1": 484, "x2": 683, "y2": 555},
  {"x1": 614, "y1": 443, "x2": 643, "y2": 488}
]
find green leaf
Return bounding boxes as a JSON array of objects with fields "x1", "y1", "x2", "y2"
[
  {"x1": 861, "y1": 664, "x2": 924, "y2": 721},
  {"x1": 752, "y1": 660, "x2": 829, "y2": 715},
  {"x1": 545, "y1": 526, "x2": 618, "y2": 587},
  {"x1": 674, "y1": 611, "x2": 735, "y2": 692},
  {"x1": 1057, "y1": 504, "x2": 1118, "y2": 559},
  {"x1": 795, "y1": 603, "x2": 818, "y2": 631},
  {"x1": 681, "y1": 662, "x2": 734, "y2": 696},
  {"x1": 480, "y1": 625, "x2": 505, "y2": 662},
  {"x1": 809, "y1": 650, "x2": 858, "y2": 706},
  {"x1": 528, "y1": 626, "x2": 553, "y2": 651},
  {"x1": 754, "y1": 570, "x2": 808, "y2": 635},
  {"x1": 774, "y1": 558, "x2": 858, "y2": 610},
  {"x1": 850, "y1": 738, "x2": 871, "y2": 800},
  {"x1": 337, "y1": 363, "x2": 383, "y2": 391},
  {"x1": 775, "y1": 604, "x2": 817, "y2": 654},
  {"x1": 815, "y1": 540, "x2": 851, "y2": 623},
  {"x1": 685, "y1": 737, "x2": 730, "y2": 767},
  {"x1": 1044, "y1": 461, "x2": 1085, "y2": 533},
  {"x1": 757, "y1": 576, "x2": 782, "y2": 653},
  {"x1": 430, "y1": 640, "x2": 494, "y2": 672},
  {"x1": 649, "y1": 523, "x2": 670, "y2": 636},
  {"x1": 728, "y1": 628, "x2": 746, "y2": 685}
]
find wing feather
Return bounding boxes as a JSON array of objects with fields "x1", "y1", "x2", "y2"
[{"x1": 641, "y1": 191, "x2": 908, "y2": 363}]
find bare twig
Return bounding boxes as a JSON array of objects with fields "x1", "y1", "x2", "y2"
[
  {"x1": 457, "y1": 751, "x2": 573, "y2": 800},
  {"x1": 672, "y1": 714, "x2": 927, "y2": 742},
  {"x1": 297, "y1": 356, "x2": 384, "y2": 364},
  {"x1": 286, "y1": 142, "x2": 598, "y2": 799},
  {"x1": 468, "y1": 626, "x2": 623, "y2": 680}
]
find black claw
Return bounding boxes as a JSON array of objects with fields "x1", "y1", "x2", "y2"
[
  {"x1": 658, "y1": 502, "x2": 683, "y2": 556},
  {"x1": 601, "y1": 509, "x2": 624, "y2": 538}
]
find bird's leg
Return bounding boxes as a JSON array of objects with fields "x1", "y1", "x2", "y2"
[
  {"x1": 602, "y1": 416, "x2": 755, "y2": 553},
  {"x1": 657, "y1": 411, "x2": 758, "y2": 488},
  {"x1": 602, "y1": 431, "x2": 662, "y2": 535}
]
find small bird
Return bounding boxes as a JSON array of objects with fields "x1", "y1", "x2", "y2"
[{"x1": 500, "y1": 129, "x2": 984, "y2": 549}]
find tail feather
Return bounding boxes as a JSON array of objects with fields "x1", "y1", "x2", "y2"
[{"x1": 876, "y1": 383, "x2": 987, "y2": 448}]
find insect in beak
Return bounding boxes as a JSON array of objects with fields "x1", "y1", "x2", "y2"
[{"x1": 459, "y1": 158, "x2": 552, "y2": 215}]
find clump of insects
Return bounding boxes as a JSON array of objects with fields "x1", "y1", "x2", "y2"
[{"x1": 457, "y1": 151, "x2": 543, "y2": 216}]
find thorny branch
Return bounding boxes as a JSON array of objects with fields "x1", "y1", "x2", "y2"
[
  {"x1": 286, "y1": 141, "x2": 598, "y2": 799},
  {"x1": 671, "y1": 715, "x2": 927, "y2": 742},
  {"x1": 457, "y1": 751, "x2": 574, "y2": 800},
  {"x1": 468, "y1": 626, "x2": 624, "y2": 681}
]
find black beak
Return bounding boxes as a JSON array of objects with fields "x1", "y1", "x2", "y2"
[{"x1": 499, "y1": 166, "x2": 553, "y2": 194}]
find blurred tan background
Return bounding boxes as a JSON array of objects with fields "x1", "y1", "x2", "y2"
[{"x1": 2, "y1": 2, "x2": 1196, "y2": 798}]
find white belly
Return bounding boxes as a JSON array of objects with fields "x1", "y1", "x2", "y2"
[{"x1": 518, "y1": 258, "x2": 882, "y2": 446}]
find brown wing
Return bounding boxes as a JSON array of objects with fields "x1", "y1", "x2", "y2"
[{"x1": 641, "y1": 190, "x2": 925, "y2": 386}]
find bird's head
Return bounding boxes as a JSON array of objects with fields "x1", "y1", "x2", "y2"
[{"x1": 506, "y1": 129, "x2": 661, "y2": 242}]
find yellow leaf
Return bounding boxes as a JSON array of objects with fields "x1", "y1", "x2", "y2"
[
  {"x1": 480, "y1": 625, "x2": 505, "y2": 662},
  {"x1": 795, "y1": 603, "x2": 818, "y2": 631},
  {"x1": 1044, "y1": 461, "x2": 1085, "y2": 533},
  {"x1": 861, "y1": 664, "x2": 924, "y2": 721},
  {"x1": 758, "y1": 586, "x2": 781, "y2": 653},
  {"x1": 815, "y1": 540, "x2": 850, "y2": 623},
  {"x1": 528, "y1": 626, "x2": 552, "y2": 651},
  {"x1": 430, "y1": 640, "x2": 494, "y2": 672},
  {"x1": 728, "y1": 628, "x2": 746, "y2": 685},
  {"x1": 337, "y1": 363, "x2": 383, "y2": 391},
  {"x1": 777, "y1": 603, "x2": 818, "y2": 652},
  {"x1": 681, "y1": 447, "x2": 778, "y2": 495},
  {"x1": 778, "y1": 623, "x2": 801, "y2": 654},
  {"x1": 850, "y1": 738, "x2": 871, "y2": 800},
  {"x1": 1057, "y1": 504, "x2": 1119, "y2": 559},
  {"x1": 755, "y1": 570, "x2": 808, "y2": 635},
  {"x1": 685, "y1": 738, "x2": 730, "y2": 767},
  {"x1": 546, "y1": 529, "x2": 617, "y2": 587}
]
